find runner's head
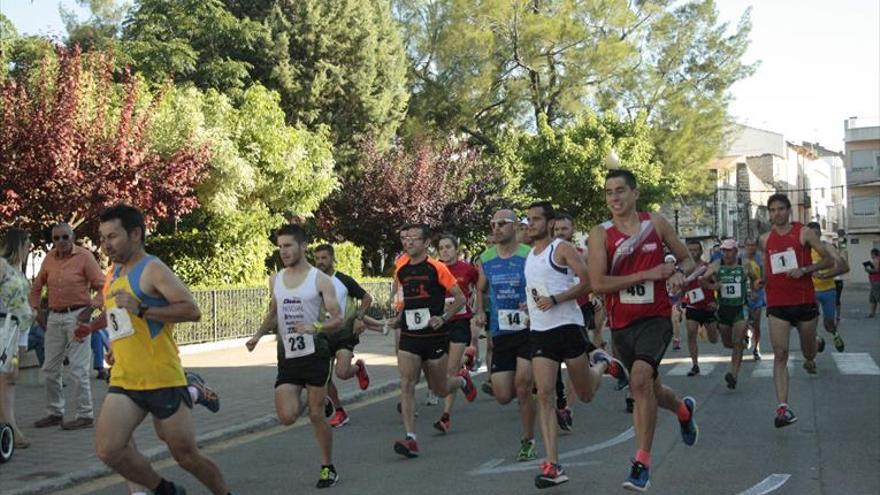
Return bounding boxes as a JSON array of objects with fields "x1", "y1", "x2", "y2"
[
  {"x1": 1, "y1": 228, "x2": 31, "y2": 269},
  {"x1": 745, "y1": 238, "x2": 758, "y2": 256},
  {"x1": 402, "y1": 223, "x2": 430, "y2": 258},
  {"x1": 99, "y1": 204, "x2": 146, "y2": 264},
  {"x1": 490, "y1": 209, "x2": 517, "y2": 245},
  {"x1": 516, "y1": 217, "x2": 530, "y2": 245},
  {"x1": 276, "y1": 223, "x2": 308, "y2": 268},
  {"x1": 686, "y1": 239, "x2": 703, "y2": 262},
  {"x1": 604, "y1": 169, "x2": 638, "y2": 217},
  {"x1": 553, "y1": 213, "x2": 575, "y2": 242},
  {"x1": 51, "y1": 222, "x2": 75, "y2": 256},
  {"x1": 314, "y1": 243, "x2": 335, "y2": 274},
  {"x1": 526, "y1": 201, "x2": 555, "y2": 242},
  {"x1": 437, "y1": 233, "x2": 460, "y2": 264},
  {"x1": 720, "y1": 238, "x2": 738, "y2": 264},
  {"x1": 767, "y1": 193, "x2": 792, "y2": 227},
  {"x1": 806, "y1": 221, "x2": 821, "y2": 238}
]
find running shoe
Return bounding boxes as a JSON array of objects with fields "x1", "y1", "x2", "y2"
[
  {"x1": 672, "y1": 337, "x2": 681, "y2": 351},
  {"x1": 724, "y1": 372, "x2": 737, "y2": 390},
  {"x1": 463, "y1": 346, "x2": 477, "y2": 371},
  {"x1": 534, "y1": 461, "x2": 568, "y2": 489},
  {"x1": 774, "y1": 405, "x2": 797, "y2": 428},
  {"x1": 745, "y1": 329, "x2": 753, "y2": 351},
  {"x1": 686, "y1": 364, "x2": 700, "y2": 377},
  {"x1": 622, "y1": 460, "x2": 650, "y2": 492},
  {"x1": 324, "y1": 397, "x2": 334, "y2": 418},
  {"x1": 679, "y1": 396, "x2": 698, "y2": 446},
  {"x1": 481, "y1": 381, "x2": 494, "y2": 396},
  {"x1": 626, "y1": 396, "x2": 634, "y2": 414},
  {"x1": 803, "y1": 360, "x2": 817, "y2": 375},
  {"x1": 329, "y1": 408, "x2": 350, "y2": 428},
  {"x1": 753, "y1": 349, "x2": 762, "y2": 361},
  {"x1": 831, "y1": 332, "x2": 845, "y2": 352},
  {"x1": 458, "y1": 368, "x2": 477, "y2": 402},
  {"x1": 393, "y1": 438, "x2": 419, "y2": 458},
  {"x1": 433, "y1": 414, "x2": 450, "y2": 434},
  {"x1": 517, "y1": 438, "x2": 537, "y2": 462},
  {"x1": 425, "y1": 391, "x2": 439, "y2": 406},
  {"x1": 473, "y1": 357, "x2": 483, "y2": 371},
  {"x1": 591, "y1": 349, "x2": 630, "y2": 390},
  {"x1": 354, "y1": 359, "x2": 370, "y2": 390},
  {"x1": 185, "y1": 372, "x2": 220, "y2": 413},
  {"x1": 316, "y1": 466, "x2": 339, "y2": 488},
  {"x1": 556, "y1": 407, "x2": 573, "y2": 432},
  {"x1": 817, "y1": 336, "x2": 826, "y2": 353}
]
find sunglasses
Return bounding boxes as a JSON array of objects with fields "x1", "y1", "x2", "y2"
[
  {"x1": 53, "y1": 234, "x2": 70, "y2": 241},
  {"x1": 489, "y1": 219, "x2": 515, "y2": 228}
]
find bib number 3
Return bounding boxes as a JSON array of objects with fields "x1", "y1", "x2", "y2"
[
  {"x1": 405, "y1": 308, "x2": 431, "y2": 330},
  {"x1": 284, "y1": 332, "x2": 315, "y2": 359},
  {"x1": 107, "y1": 307, "x2": 135, "y2": 342},
  {"x1": 620, "y1": 282, "x2": 654, "y2": 304}
]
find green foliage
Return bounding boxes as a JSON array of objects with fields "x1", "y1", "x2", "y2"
[
  {"x1": 307, "y1": 240, "x2": 364, "y2": 279},
  {"x1": 62, "y1": 0, "x2": 128, "y2": 53},
  {"x1": 520, "y1": 112, "x2": 663, "y2": 228}
]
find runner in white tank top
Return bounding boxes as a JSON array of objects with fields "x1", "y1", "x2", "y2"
[{"x1": 523, "y1": 202, "x2": 628, "y2": 489}]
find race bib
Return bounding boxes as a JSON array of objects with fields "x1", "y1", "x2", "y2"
[
  {"x1": 283, "y1": 332, "x2": 315, "y2": 359},
  {"x1": 686, "y1": 288, "x2": 705, "y2": 304},
  {"x1": 445, "y1": 297, "x2": 468, "y2": 316},
  {"x1": 498, "y1": 309, "x2": 527, "y2": 331},
  {"x1": 405, "y1": 308, "x2": 431, "y2": 330},
  {"x1": 722, "y1": 283, "x2": 742, "y2": 298},
  {"x1": 620, "y1": 282, "x2": 654, "y2": 304},
  {"x1": 526, "y1": 281, "x2": 549, "y2": 313},
  {"x1": 770, "y1": 250, "x2": 799, "y2": 274},
  {"x1": 106, "y1": 307, "x2": 135, "y2": 342}
]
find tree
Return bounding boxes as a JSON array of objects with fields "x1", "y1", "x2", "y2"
[
  {"x1": 0, "y1": 46, "x2": 209, "y2": 240},
  {"x1": 317, "y1": 138, "x2": 508, "y2": 274},
  {"x1": 519, "y1": 112, "x2": 663, "y2": 229},
  {"x1": 62, "y1": 0, "x2": 128, "y2": 53}
]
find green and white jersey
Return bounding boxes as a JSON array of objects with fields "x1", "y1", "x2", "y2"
[{"x1": 717, "y1": 264, "x2": 747, "y2": 307}]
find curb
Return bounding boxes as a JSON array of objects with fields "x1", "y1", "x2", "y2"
[{"x1": 7, "y1": 379, "x2": 404, "y2": 495}]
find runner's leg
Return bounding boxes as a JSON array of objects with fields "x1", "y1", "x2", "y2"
[{"x1": 154, "y1": 404, "x2": 229, "y2": 494}]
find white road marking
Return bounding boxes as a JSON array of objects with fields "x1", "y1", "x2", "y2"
[
  {"x1": 667, "y1": 362, "x2": 715, "y2": 376},
  {"x1": 832, "y1": 352, "x2": 880, "y2": 375},
  {"x1": 751, "y1": 359, "x2": 793, "y2": 378},
  {"x1": 735, "y1": 473, "x2": 791, "y2": 495}
]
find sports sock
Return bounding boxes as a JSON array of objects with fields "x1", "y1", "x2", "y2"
[
  {"x1": 406, "y1": 432, "x2": 417, "y2": 441},
  {"x1": 635, "y1": 449, "x2": 651, "y2": 468},
  {"x1": 676, "y1": 401, "x2": 691, "y2": 422},
  {"x1": 187, "y1": 386, "x2": 199, "y2": 403}
]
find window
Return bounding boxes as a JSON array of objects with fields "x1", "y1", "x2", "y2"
[
  {"x1": 850, "y1": 150, "x2": 880, "y2": 172},
  {"x1": 851, "y1": 196, "x2": 879, "y2": 217}
]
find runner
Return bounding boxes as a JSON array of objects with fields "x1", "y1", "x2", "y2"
[
  {"x1": 524, "y1": 201, "x2": 627, "y2": 489},
  {"x1": 743, "y1": 238, "x2": 765, "y2": 360},
  {"x1": 666, "y1": 255, "x2": 684, "y2": 352},
  {"x1": 587, "y1": 170, "x2": 699, "y2": 492},
  {"x1": 79, "y1": 204, "x2": 231, "y2": 495},
  {"x1": 245, "y1": 224, "x2": 343, "y2": 488},
  {"x1": 759, "y1": 193, "x2": 834, "y2": 428},
  {"x1": 473, "y1": 209, "x2": 537, "y2": 462},
  {"x1": 549, "y1": 213, "x2": 581, "y2": 431},
  {"x1": 708, "y1": 239, "x2": 750, "y2": 389},
  {"x1": 805, "y1": 222, "x2": 848, "y2": 352},
  {"x1": 433, "y1": 233, "x2": 480, "y2": 434},
  {"x1": 392, "y1": 224, "x2": 476, "y2": 458},
  {"x1": 683, "y1": 240, "x2": 719, "y2": 376},
  {"x1": 313, "y1": 244, "x2": 373, "y2": 428}
]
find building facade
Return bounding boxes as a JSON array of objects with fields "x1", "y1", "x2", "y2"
[{"x1": 843, "y1": 117, "x2": 880, "y2": 283}]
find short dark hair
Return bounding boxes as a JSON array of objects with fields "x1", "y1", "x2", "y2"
[
  {"x1": 315, "y1": 243, "x2": 334, "y2": 256},
  {"x1": 806, "y1": 221, "x2": 821, "y2": 235},
  {"x1": 871, "y1": 248, "x2": 879, "y2": 256},
  {"x1": 276, "y1": 223, "x2": 308, "y2": 245},
  {"x1": 527, "y1": 201, "x2": 556, "y2": 221},
  {"x1": 99, "y1": 204, "x2": 146, "y2": 242},
  {"x1": 767, "y1": 193, "x2": 791, "y2": 209},
  {"x1": 605, "y1": 169, "x2": 637, "y2": 189},
  {"x1": 403, "y1": 223, "x2": 431, "y2": 240},
  {"x1": 437, "y1": 233, "x2": 459, "y2": 248},
  {"x1": 687, "y1": 239, "x2": 703, "y2": 249},
  {"x1": 555, "y1": 213, "x2": 574, "y2": 225}
]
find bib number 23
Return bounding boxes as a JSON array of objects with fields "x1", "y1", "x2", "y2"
[{"x1": 284, "y1": 332, "x2": 315, "y2": 359}]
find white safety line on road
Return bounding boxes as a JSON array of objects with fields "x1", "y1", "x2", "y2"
[
  {"x1": 735, "y1": 473, "x2": 791, "y2": 495},
  {"x1": 832, "y1": 352, "x2": 880, "y2": 375},
  {"x1": 667, "y1": 362, "x2": 715, "y2": 376},
  {"x1": 751, "y1": 360, "x2": 793, "y2": 378},
  {"x1": 469, "y1": 427, "x2": 634, "y2": 475}
]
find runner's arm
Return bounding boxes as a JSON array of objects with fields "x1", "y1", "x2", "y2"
[
  {"x1": 246, "y1": 275, "x2": 277, "y2": 351},
  {"x1": 311, "y1": 273, "x2": 343, "y2": 334},
  {"x1": 587, "y1": 225, "x2": 658, "y2": 294},
  {"x1": 816, "y1": 244, "x2": 849, "y2": 278},
  {"x1": 473, "y1": 260, "x2": 487, "y2": 327},
  {"x1": 553, "y1": 241, "x2": 590, "y2": 303},
  {"x1": 799, "y1": 229, "x2": 835, "y2": 276},
  {"x1": 114, "y1": 261, "x2": 200, "y2": 323},
  {"x1": 653, "y1": 213, "x2": 695, "y2": 276}
]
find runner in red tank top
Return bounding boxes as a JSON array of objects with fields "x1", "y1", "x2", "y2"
[
  {"x1": 758, "y1": 193, "x2": 834, "y2": 429},
  {"x1": 587, "y1": 169, "x2": 699, "y2": 492},
  {"x1": 682, "y1": 240, "x2": 720, "y2": 376}
]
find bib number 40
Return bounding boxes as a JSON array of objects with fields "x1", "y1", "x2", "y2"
[{"x1": 620, "y1": 282, "x2": 654, "y2": 304}]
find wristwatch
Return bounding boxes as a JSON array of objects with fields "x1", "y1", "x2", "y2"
[{"x1": 137, "y1": 303, "x2": 149, "y2": 319}]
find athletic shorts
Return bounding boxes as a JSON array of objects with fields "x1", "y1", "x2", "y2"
[
  {"x1": 767, "y1": 304, "x2": 819, "y2": 327},
  {"x1": 717, "y1": 305, "x2": 746, "y2": 327},
  {"x1": 685, "y1": 307, "x2": 717, "y2": 325},
  {"x1": 580, "y1": 303, "x2": 596, "y2": 330},
  {"x1": 834, "y1": 280, "x2": 843, "y2": 306},
  {"x1": 870, "y1": 282, "x2": 880, "y2": 305},
  {"x1": 815, "y1": 288, "x2": 837, "y2": 321},
  {"x1": 490, "y1": 330, "x2": 531, "y2": 373},
  {"x1": 398, "y1": 334, "x2": 448, "y2": 361},
  {"x1": 326, "y1": 326, "x2": 360, "y2": 356},
  {"x1": 447, "y1": 319, "x2": 472, "y2": 345},
  {"x1": 275, "y1": 355, "x2": 332, "y2": 388},
  {"x1": 748, "y1": 289, "x2": 766, "y2": 310},
  {"x1": 108, "y1": 386, "x2": 192, "y2": 420},
  {"x1": 530, "y1": 325, "x2": 589, "y2": 362},
  {"x1": 611, "y1": 317, "x2": 673, "y2": 376}
]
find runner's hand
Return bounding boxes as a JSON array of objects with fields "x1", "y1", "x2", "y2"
[
  {"x1": 428, "y1": 316, "x2": 445, "y2": 329},
  {"x1": 353, "y1": 319, "x2": 366, "y2": 335},
  {"x1": 110, "y1": 290, "x2": 139, "y2": 314},
  {"x1": 74, "y1": 323, "x2": 92, "y2": 342},
  {"x1": 786, "y1": 267, "x2": 806, "y2": 279},
  {"x1": 644, "y1": 263, "x2": 676, "y2": 281},
  {"x1": 473, "y1": 313, "x2": 486, "y2": 328},
  {"x1": 245, "y1": 336, "x2": 260, "y2": 352},
  {"x1": 294, "y1": 323, "x2": 317, "y2": 334},
  {"x1": 535, "y1": 296, "x2": 554, "y2": 311},
  {"x1": 666, "y1": 271, "x2": 686, "y2": 294}
]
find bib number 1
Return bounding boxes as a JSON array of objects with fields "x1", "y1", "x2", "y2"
[
  {"x1": 686, "y1": 288, "x2": 705, "y2": 304},
  {"x1": 770, "y1": 250, "x2": 799, "y2": 274},
  {"x1": 620, "y1": 282, "x2": 654, "y2": 304}
]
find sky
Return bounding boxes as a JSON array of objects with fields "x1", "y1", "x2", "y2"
[{"x1": 2, "y1": 0, "x2": 878, "y2": 153}]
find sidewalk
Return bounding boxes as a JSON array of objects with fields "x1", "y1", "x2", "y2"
[{"x1": 1, "y1": 330, "x2": 406, "y2": 495}]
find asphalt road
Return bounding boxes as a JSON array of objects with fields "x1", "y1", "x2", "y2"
[{"x1": 60, "y1": 302, "x2": 880, "y2": 495}]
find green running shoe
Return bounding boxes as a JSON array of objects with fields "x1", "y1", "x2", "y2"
[
  {"x1": 832, "y1": 332, "x2": 845, "y2": 352},
  {"x1": 517, "y1": 438, "x2": 537, "y2": 461}
]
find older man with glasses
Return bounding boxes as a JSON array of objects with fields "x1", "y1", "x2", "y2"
[{"x1": 28, "y1": 223, "x2": 105, "y2": 430}]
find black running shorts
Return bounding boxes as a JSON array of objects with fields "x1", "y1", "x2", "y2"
[
  {"x1": 611, "y1": 317, "x2": 673, "y2": 376},
  {"x1": 685, "y1": 307, "x2": 717, "y2": 325},
  {"x1": 767, "y1": 304, "x2": 819, "y2": 327},
  {"x1": 398, "y1": 334, "x2": 449, "y2": 361},
  {"x1": 490, "y1": 330, "x2": 532, "y2": 373},
  {"x1": 275, "y1": 355, "x2": 332, "y2": 388},
  {"x1": 529, "y1": 325, "x2": 589, "y2": 362},
  {"x1": 326, "y1": 326, "x2": 359, "y2": 356},
  {"x1": 108, "y1": 386, "x2": 192, "y2": 420},
  {"x1": 447, "y1": 319, "x2": 472, "y2": 345}
]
